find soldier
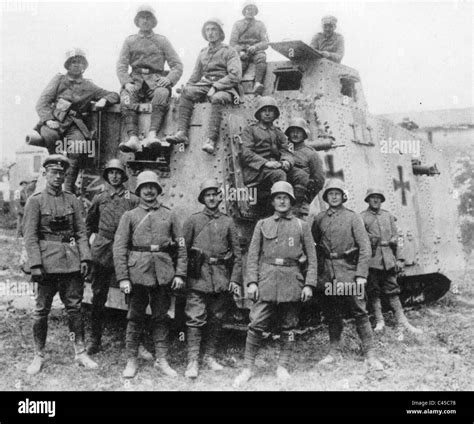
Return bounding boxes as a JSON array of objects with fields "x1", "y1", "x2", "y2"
[
  {"x1": 85, "y1": 159, "x2": 140, "y2": 355},
  {"x1": 113, "y1": 170, "x2": 187, "y2": 378},
  {"x1": 182, "y1": 178, "x2": 242, "y2": 378},
  {"x1": 166, "y1": 18, "x2": 242, "y2": 155},
  {"x1": 233, "y1": 181, "x2": 317, "y2": 386},
  {"x1": 311, "y1": 179, "x2": 383, "y2": 370},
  {"x1": 23, "y1": 155, "x2": 97, "y2": 375},
  {"x1": 285, "y1": 117, "x2": 325, "y2": 217},
  {"x1": 310, "y1": 15, "x2": 345, "y2": 63},
  {"x1": 241, "y1": 96, "x2": 294, "y2": 213},
  {"x1": 230, "y1": 1, "x2": 269, "y2": 95},
  {"x1": 117, "y1": 5, "x2": 183, "y2": 153},
  {"x1": 35, "y1": 48, "x2": 120, "y2": 193},
  {"x1": 361, "y1": 188, "x2": 422, "y2": 340}
]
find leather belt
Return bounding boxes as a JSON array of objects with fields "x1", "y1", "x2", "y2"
[
  {"x1": 133, "y1": 67, "x2": 162, "y2": 75},
  {"x1": 262, "y1": 257, "x2": 299, "y2": 267},
  {"x1": 205, "y1": 256, "x2": 226, "y2": 265},
  {"x1": 131, "y1": 244, "x2": 164, "y2": 252},
  {"x1": 40, "y1": 234, "x2": 75, "y2": 243},
  {"x1": 98, "y1": 229, "x2": 115, "y2": 240}
]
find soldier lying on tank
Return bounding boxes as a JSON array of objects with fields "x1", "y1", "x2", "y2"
[
  {"x1": 361, "y1": 188, "x2": 423, "y2": 341},
  {"x1": 230, "y1": 1, "x2": 269, "y2": 95},
  {"x1": 113, "y1": 171, "x2": 187, "y2": 379},
  {"x1": 240, "y1": 96, "x2": 294, "y2": 215},
  {"x1": 34, "y1": 48, "x2": 120, "y2": 194},
  {"x1": 311, "y1": 179, "x2": 384, "y2": 371},
  {"x1": 117, "y1": 4, "x2": 183, "y2": 153},
  {"x1": 284, "y1": 118, "x2": 325, "y2": 218},
  {"x1": 310, "y1": 15, "x2": 345, "y2": 63},
  {"x1": 233, "y1": 181, "x2": 317, "y2": 387},
  {"x1": 166, "y1": 18, "x2": 242, "y2": 155},
  {"x1": 182, "y1": 179, "x2": 243, "y2": 379},
  {"x1": 24, "y1": 155, "x2": 98, "y2": 375}
]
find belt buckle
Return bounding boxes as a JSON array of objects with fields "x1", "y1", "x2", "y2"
[
  {"x1": 330, "y1": 253, "x2": 338, "y2": 259},
  {"x1": 150, "y1": 244, "x2": 160, "y2": 252},
  {"x1": 275, "y1": 258, "x2": 284, "y2": 265},
  {"x1": 140, "y1": 68, "x2": 150, "y2": 74},
  {"x1": 209, "y1": 257, "x2": 218, "y2": 265}
]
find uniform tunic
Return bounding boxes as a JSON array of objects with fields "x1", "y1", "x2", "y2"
[
  {"x1": 310, "y1": 32, "x2": 345, "y2": 63},
  {"x1": 229, "y1": 18, "x2": 269, "y2": 53}
]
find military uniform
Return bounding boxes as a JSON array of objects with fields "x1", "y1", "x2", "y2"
[
  {"x1": 15, "y1": 184, "x2": 29, "y2": 237},
  {"x1": 23, "y1": 158, "x2": 92, "y2": 365},
  {"x1": 310, "y1": 32, "x2": 345, "y2": 63},
  {"x1": 113, "y1": 200, "x2": 187, "y2": 362},
  {"x1": 86, "y1": 186, "x2": 140, "y2": 347}
]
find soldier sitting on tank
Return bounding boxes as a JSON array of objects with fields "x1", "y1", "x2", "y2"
[
  {"x1": 285, "y1": 118, "x2": 325, "y2": 218},
  {"x1": 361, "y1": 188, "x2": 423, "y2": 340},
  {"x1": 117, "y1": 5, "x2": 183, "y2": 153},
  {"x1": 113, "y1": 171, "x2": 187, "y2": 379},
  {"x1": 312, "y1": 179, "x2": 383, "y2": 371},
  {"x1": 310, "y1": 15, "x2": 344, "y2": 63},
  {"x1": 233, "y1": 181, "x2": 317, "y2": 387},
  {"x1": 182, "y1": 179, "x2": 243, "y2": 379},
  {"x1": 240, "y1": 96, "x2": 294, "y2": 214},
  {"x1": 24, "y1": 155, "x2": 98, "y2": 375},
  {"x1": 230, "y1": 1, "x2": 269, "y2": 96},
  {"x1": 166, "y1": 18, "x2": 242, "y2": 155},
  {"x1": 34, "y1": 48, "x2": 120, "y2": 194}
]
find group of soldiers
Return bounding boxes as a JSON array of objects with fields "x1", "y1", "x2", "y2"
[{"x1": 28, "y1": 2, "x2": 344, "y2": 192}]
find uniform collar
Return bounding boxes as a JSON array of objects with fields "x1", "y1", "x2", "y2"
[
  {"x1": 66, "y1": 74, "x2": 84, "y2": 84},
  {"x1": 203, "y1": 207, "x2": 221, "y2": 218},
  {"x1": 46, "y1": 186, "x2": 63, "y2": 196},
  {"x1": 292, "y1": 141, "x2": 306, "y2": 150},
  {"x1": 272, "y1": 211, "x2": 292, "y2": 220},
  {"x1": 107, "y1": 185, "x2": 125, "y2": 197},
  {"x1": 367, "y1": 207, "x2": 381, "y2": 215},
  {"x1": 138, "y1": 30, "x2": 154, "y2": 38},
  {"x1": 322, "y1": 31, "x2": 337, "y2": 40},
  {"x1": 139, "y1": 200, "x2": 160, "y2": 211},
  {"x1": 208, "y1": 41, "x2": 223, "y2": 51},
  {"x1": 257, "y1": 122, "x2": 274, "y2": 131},
  {"x1": 326, "y1": 206, "x2": 344, "y2": 216}
]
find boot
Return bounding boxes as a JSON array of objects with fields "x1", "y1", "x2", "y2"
[
  {"x1": 87, "y1": 338, "x2": 101, "y2": 355},
  {"x1": 205, "y1": 104, "x2": 223, "y2": 148},
  {"x1": 165, "y1": 130, "x2": 189, "y2": 145},
  {"x1": 202, "y1": 138, "x2": 216, "y2": 154},
  {"x1": 233, "y1": 368, "x2": 254, "y2": 388},
  {"x1": 75, "y1": 349, "x2": 99, "y2": 369},
  {"x1": 154, "y1": 358, "x2": 178, "y2": 378},
  {"x1": 372, "y1": 297, "x2": 385, "y2": 332},
  {"x1": 318, "y1": 341, "x2": 342, "y2": 365},
  {"x1": 119, "y1": 135, "x2": 141, "y2": 153},
  {"x1": 125, "y1": 320, "x2": 142, "y2": 360},
  {"x1": 276, "y1": 365, "x2": 291, "y2": 381},
  {"x1": 122, "y1": 358, "x2": 138, "y2": 378},
  {"x1": 27, "y1": 353, "x2": 44, "y2": 375},
  {"x1": 252, "y1": 82, "x2": 264, "y2": 96},
  {"x1": 64, "y1": 157, "x2": 79, "y2": 193},
  {"x1": 233, "y1": 329, "x2": 261, "y2": 387},
  {"x1": 142, "y1": 130, "x2": 162, "y2": 149},
  {"x1": 153, "y1": 322, "x2": 177, "y2": 378},
  {"x1": 203, "y1": 355, "x2": 224, "y2": 371},
  {"x1": 185, "y1": 326, "x2": 201, "y2": 378},
  {"x1": 165, "y1": 97, "x2": 193, "y2": 145},
  {"x1": 185, "y1": 360, "x2": 199, "y2": 379},
  {"x1": 365, "y1": 349, "x2": 384, "y2": 371},
  {"x1": 138, "y1": 344, "x2": 154, "y2": 361},
  {"x1": 277, "y1": 332, "x2": 293, "y2": 375},
  {"x1": 389, "y1": 295, "x2": 423, "y2": 335},
  {"x1": 148, "y1": 105, "x2": 168, "y2": 138}
]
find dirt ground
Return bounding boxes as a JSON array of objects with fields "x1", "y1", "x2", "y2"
[{"x1": 0, "y1": 228, "x2": 473, "y2": 392}]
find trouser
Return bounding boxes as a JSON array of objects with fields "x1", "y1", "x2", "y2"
[
  {"x1": 367, "y1": 268, "x2": 403, "y2": 325},
  {"x1": 185, "y1": 290, "x2": 231, "y2": 361},
  {"x1": 89, "y1": 263, "x2": 114, "y2": 343},
  {"x1": 318, "y1": 292, "x2": 374, "y2": 354},
  {"x1": 177, "y1": 84, "x2": 233, "y2": 141},
  {"x1": 120, "y1": 82, "x2": 171, "y2": 136},
  {"x1": 125, "y1": 284, "x2": 171, "y2": 360},
  {"x1": 241, "y1": 51, "x2": 267, "y2": 84},
  {"x1": 246, "y1": 167, "x2": 287, "y2": 215},
  {"x1": 40, "y1": 124, "x2": 85, "y2": 155},
  {"x1": 16, "y1": 214, "x2": 24, "y2": 238},
  {"x1": 33, "y1": 272, "x2": 85, "y2": 355}
]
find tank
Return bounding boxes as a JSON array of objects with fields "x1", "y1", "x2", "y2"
[{"x1": 32, "y1": 40, "x2": 466, "y2": 319}]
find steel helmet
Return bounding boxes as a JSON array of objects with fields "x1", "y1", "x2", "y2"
[
  {"x1": 285, "y1": 117, "x2": 310, "y2": 140},
  {"x1": 270, "y1": 181, "x2": 296, "y2": 204},
  {"x1": 198, "y1": 178, "x2": 222, "y2": 204},
  {"x1": 364, "y1": 188, "x2": 386, "y2": 203},
  {"x1": 103, "y1": 159, "x2": 128, "y2": 183},
  {"x1": 322, "y1": 178, "x2": 347, "y2": 203},
  {"x1": 254, "y1": 96, "x2": 280, "y2": 120},
  {"x1": 201, "y1": 18, "x2": 225, "y2": 42},
  {"x1": 135, "y1": 170, "x2": 162, "y2": 196},
  {"x1": 242, "y1": 1, "x2": 259, "y2": 15},
  {"x1": 134, "y1": 4, "x2": 158, "y2": 28},
  {"x1": 322, "y1": 15, "x2": 337, "y2": 26},
  {"x1": 64, "y1": 47, "x2": 88, "y2": 70}
]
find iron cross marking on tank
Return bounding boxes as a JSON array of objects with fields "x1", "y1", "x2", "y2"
[
  {"x1": 393, "y1": 166, "x2": 410, "y2": 206},
  {"x1": 325, "y1": 155, "x2": 344, "y2": 180}
]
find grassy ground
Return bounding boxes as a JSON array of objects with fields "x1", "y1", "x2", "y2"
[{"x1": 0, "y1": 228, "x2": 473, "y2": 391}]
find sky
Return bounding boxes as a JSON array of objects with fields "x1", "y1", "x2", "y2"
[{"x1": 0, "y1": 0, "x2": 472, "y2": 160}]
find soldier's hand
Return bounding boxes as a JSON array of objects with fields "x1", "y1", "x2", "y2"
[
  {"x1": 171, "y1": 276, "x2": 185, "y2": 291},
  {"x1": 120, "y1": 279, "x2": 132, "y2": 294},
  {"x1": 240, "y1": 51, "x2": 249, "y2": 60},
  {"x1": 247, "y1": 283, "x2": 259, "y2": 301},
  {"x1": 156, "y1": 77, "x2": 172, "y2": 87},
  {"x1": 89, "y1": 233, "x2": 96, "y2": 246},
  {"x1": 125, "y1": 82, "x2": 138, "y2": 94},
  {"x1": 301, "y1": 286, "x2": 313, "y2": 302},
  {"x1": 46, "y1": 120, "x2": 60, "y2": 130},
  {"x1": 228, "y1": 281, "x2": 241, "y2": 296},
  {"x1": 320, "y1": 51, "x2": 330, "y2": 59},
  {"x1": 247, "y1": 45, "x2": 257, "y2": 55},
  {"x1": 395, "y1": 260, "x2": 405, "y2": 274},
  {"x1": 80, "y1": 261, "x2": 89, "y2": 277},
  {"x1": 280, "y1": 160, "x2": 291, "y2": 171},
  {"x1": 264, "y1": 161, "x2": 282, "y2": 169},
  {"x1": 31, "y1": 266, "x2": 45, "y2": 283},
  {"x1": 95, "y1": 98, "x2": 107, "y2": 109},
  {"x1": 207, "y1": 87, "x2": 217, "y2": 100}
]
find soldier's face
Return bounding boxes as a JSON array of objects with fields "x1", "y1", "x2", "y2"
[
  {"x1": 259, "y1": 107, "x2": 277, "y2": 123},
  {"x1": 205, "y1": 24, "x2": 221, "y2": 43},
  {"x1": 139, "y1": 183, "x2": 159, "y2": 202},
  {"x1": 203, "y1": 189, "x2": 221, "y2": 209},
  {"x1": 67, "y1": 57, "x2": 87, "y2": 77},
  {"x1": 288, "y1": 127, "x2": 306, "y2": 143},
  {"x1": 327, "y1": 189, "x2": 343, "y2": 207},
  {"x1": 137, "y1": 14, "x2": 155, "y2": 31},
  {"x1": 368, "y1": 195, "x2": 382, "y2": 210},
  {"x1": 243, "y1": 6, "x2": 257, "y2": 18},
  {"x1": 272, "y1": 193, "x2": 292, "y2": 213},
  {"x1": 45, "y1": 169, "x2": 65, "y2": 189},
  {"x1": 107, "y1": 169, "x2": 123, "y2": 187},
  {"x1": 323, "y1": 23, "x2": 335, "y2": 36}
]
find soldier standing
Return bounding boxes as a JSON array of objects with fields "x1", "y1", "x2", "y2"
[
  {"x1": 113, "y1": 171, "x2": 187, "y2": 378},
  {"x1": 182, "y1": 179, "x2": 242, "y2": 378},
  {"x1": 285, "y1": 117, "x2": 325, "y2": 217},
  {"x1": 233, "y1": 181, "x2": 317, "y2": 386},
  {"x1": 310, "y1": 15, "x2": 345, "y2": 63},
  {"x1": 361, "y1": 188, "x2": 422, "y2": 340},
  {"x1": 35, "y1": 49, "x2": 120, "y2": 193},
  {"x1": 312, "y1": 179, "x2": 383, "y2": 370},
  {"x1": 23, "y1": 155, "x2": 97, "y2": 375},
  {"x1": 85, "y1": 159, "x2": 140, "y2": 354},
  {"x1": 166, "y1": 18, "x2": 242, "y2": 155},
  {"x1": 117, "y1": 5, "x2": 183, "y2": 153},
  {"x1": 230, "y1": 1, "x2": 269, "y2": 95}
]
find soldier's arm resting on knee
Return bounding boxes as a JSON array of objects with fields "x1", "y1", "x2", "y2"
[
  {"x1": 36, "y1": 73, "x2": 63, "y2": 124},
  {"x1": 278, "y1": 132, "x2": 295, "y2": 169},
  {"x1": 241, "y1": 126, "x2": 268, "y2": 170},
  {"x1": 212, "y1": 48, "x2": 242, "y2": 91}
]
